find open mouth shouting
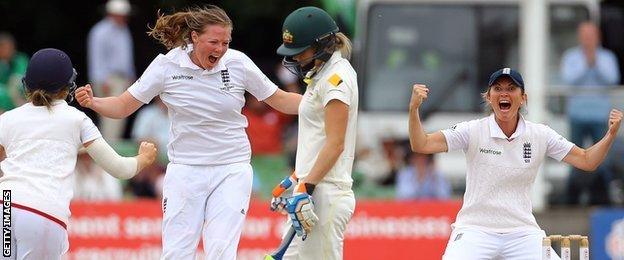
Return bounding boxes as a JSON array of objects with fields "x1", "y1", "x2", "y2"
[
  {"x1": 499, "y1": 100, "x2": 512, "y2": 112},
  {"x1": 208, "y1": 54, "x2": 220, "y2": 64}
]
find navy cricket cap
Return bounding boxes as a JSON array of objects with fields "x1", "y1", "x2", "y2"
[
  {"x1": 488, "y1": 67, "x2": 524, "y2": 89},
  {"x1": 23, "y1": 48, "x2": 76, "y2": 93}
]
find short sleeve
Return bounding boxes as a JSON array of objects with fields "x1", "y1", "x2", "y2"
[
  {"x1": 319, "y1": 72, "x2": 352, "y2": 107},
  {"x1": 242, "y1": 55, "x2": 278, "y2": 101},
  {"x1": 81, "y1": 115, "x2": 102, "y2": 144},
  {"x1": 543, "y1": 125, "x2": 574, "y2": 161},
  {"x1": 128, "y1": 55, "x2": 166, "y2": 104},
  {"x1": 441, "y1": 121, "x2": 471, "y2": 151}
]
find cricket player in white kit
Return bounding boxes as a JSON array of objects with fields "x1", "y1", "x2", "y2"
[
  {"x1": 0, "y1": 48, "x2": 157, "y2": 260},
  {"x1": 269, "y1": 7, "x2": 358, "y2": 260},
  {"x1": 408, "y1": 68, "x2": 622, "y2": 259},
  {"x1": 75, "y1": 5, "x2": 302, "y2": 260}
]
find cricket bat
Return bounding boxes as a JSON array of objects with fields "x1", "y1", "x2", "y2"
[{"x1": 264, "y1": 226, "x2": 296, "y2": 260}]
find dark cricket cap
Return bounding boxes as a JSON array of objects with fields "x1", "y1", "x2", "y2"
[
  {"x1": 488, "y1": 67, "x2": 524, "y2": 89},
  {"x1": 23, "y1": 48, "x2": 75, "y2": 92}
]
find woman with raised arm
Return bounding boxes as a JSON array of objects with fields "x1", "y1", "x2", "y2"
[
  {"x1": 75, "y1": 5, "x2": 301, "y2": 260},
  {"x1": 409, "y1": 68, "x2": 622, "y2": 259},
  {"x1": 0, "y1": 48, "x2": 156, "y2": 259}
]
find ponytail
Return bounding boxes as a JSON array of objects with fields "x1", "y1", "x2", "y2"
[
  {"x1": 148, "y1": 5, "x2": 232, "y2": 50},
  {"x1": 335, "y1": 32, "x2": 352, "y2": 60},
  {"x1": 26, "y1": 88, "x2": 69, "y2": 110}
]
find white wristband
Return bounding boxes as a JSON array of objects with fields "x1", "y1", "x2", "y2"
[{"x1": 85, "y1": 138, "x2": 138, "y2": 179}]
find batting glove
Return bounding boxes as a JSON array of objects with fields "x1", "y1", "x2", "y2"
[
  {"x1": 270, "y1": 173, "x2": 298, "y2": 213},
  {"x1": 286, "y1": 182, "x2": 318, "y2": 240}
]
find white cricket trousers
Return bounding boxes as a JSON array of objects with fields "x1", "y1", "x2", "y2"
[
  {"x1": 160, "y1": 162, "x2": 253, "y2": 260},
  {"x1": 2, "y1": 206, "x2": 68, "y2": 260},
  {"x1": 283, "y1": 182, "x2": 355, "y2": 260},
  {"x1": 443, "y1": 226, "x2": 561, "y2": 260}
]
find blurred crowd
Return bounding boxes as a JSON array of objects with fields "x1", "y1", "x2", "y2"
[{"x1": 1, "y1": 0, "x2": 622, "y2": 206}]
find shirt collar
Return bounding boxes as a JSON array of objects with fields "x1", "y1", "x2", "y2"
[
  {"x1": 488, "y1": 113, "x2": 526, "y2": 141},
  {"x1": 52, "y1": 100, "x2": 67, "y2": 106},
  {"x1": 29, "y1": 100, "x2": 66, "y2": 108},
  {"x1": 315, "y1": 51, "x2": 342, "y2": 78},
  {"x1": 166, "y1": 44, "x2": 227, "y2": 73},
  {"x1": 304, "y1": 51, "x2": 343, "y2": 85}
]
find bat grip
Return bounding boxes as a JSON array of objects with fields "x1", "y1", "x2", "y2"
[{"x1": 270, "y1": 227, "x2": 297, "y2": 260}]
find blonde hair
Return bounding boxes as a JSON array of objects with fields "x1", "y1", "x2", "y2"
[
  {"x1": 26, "y1": 89, "x2": 69, "y2": 110},
  {"x1": 335, "y1": 32, "x2": 352, "y2": 60},
  {"x1": 314, "y1": 32, "x2": 352, "y2": 61},
  {"x1": 148, "y1": 5, "x2": 232, "y2": 50}
]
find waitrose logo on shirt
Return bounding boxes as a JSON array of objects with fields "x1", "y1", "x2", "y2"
[
  {"x1": 172, "y1": 75, "x2": 193, "y2": 80},
  {"x1": 479, "y1": 148, "x2": 502, "y2": 155}
]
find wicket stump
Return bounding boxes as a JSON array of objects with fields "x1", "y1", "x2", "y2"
[{"x1": 542, "y1": 235, "x2": 589, "y2": 260}]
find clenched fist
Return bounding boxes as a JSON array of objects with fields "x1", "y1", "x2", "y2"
[
  {"x1": 137, "y1": 142, "x2": 158, "y2": 171},
  {"x1": 409, "y1": 84, "x2": 429, "y2": 110},
  {"x1": 75, "y1": 84, "x2": 95, "y2": 108},
  {"x1": 608, "y1": 109, "x2": 623, "y2": 136}
]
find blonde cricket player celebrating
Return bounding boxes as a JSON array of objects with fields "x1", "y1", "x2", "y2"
[
  {"x1": 268, "y1": 6, "x2": 358, "y2": 260},
  {"x1": 75, "y1": 5, "x2": 302, "y2": 260},
  {"x1": 408, "y1": 68, "x2": 622, "y2": 259},
  {"x1": 0, "y1": 48, "x2": 157, "y2": 259}
]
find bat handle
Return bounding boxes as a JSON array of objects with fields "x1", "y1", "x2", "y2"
[{"x1": 270, "y1": 227, "x2": 297, "y2": 260}]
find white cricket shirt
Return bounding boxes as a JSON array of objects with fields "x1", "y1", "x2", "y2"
[
  {"x1": 0, "y1": 101, "x2": 101, "y2": 225},
  {"x1": 295, "y1": 51, "x2": 358, "y2": 187},
  {"x1": 441, "y1": 114, "x2": 574, "y2": 232},
  {"x1": 128, "y1": 45, "x2": 278, "y2": 165}
]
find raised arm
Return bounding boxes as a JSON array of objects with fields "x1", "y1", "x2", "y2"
[
  {"x1": 263, "y1": 88, "x2": 302, "y2": 115},
  {"x1": 83, "y1": 138, "x2": 157, "y2": 179},
  {"x1": 75, "y1": 84, "x2": 143, "y2": 119},
  {"x1": 408, "y1": 84, "x2": 449, "y2": 154},
  {"x1": 563, "y1": 109, "x2": 622, "y2": 171}
]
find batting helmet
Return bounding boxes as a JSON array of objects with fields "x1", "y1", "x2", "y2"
[
  {"x1": 277, "y1": 6, "x2": 338, "y2": 57},
  {"x1": 23, "y1": 48, "x2": 77, "y2": 94},
  {"x1": 277, "y1": 6, "x2": 339, "y2": 78}
]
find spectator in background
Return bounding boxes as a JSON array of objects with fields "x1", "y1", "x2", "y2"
[
  {"x1": 353, "y1": 135, "x2": 405, "y2": 186},
  {"x1": 242, "y1": 64, "x2": 301, "y2": 199},
  {"x1": 396, "y1": 152, "x2": 450, "y2": 200},
  {"x1": 243, "y1": 92, "x2": 294, "y2": 199},
  {"x1": 132, "y1": 96, "x2": 170, "y2": 162},
  {"x1": 73, "y1": 151, "x2": 123, "y2": 201},
  {"x1": 243, "y1": 93, "x2": 293, "y2": 155},
  {"x1": 378, "y1": 137, "x2": 406, "y2": 186},
  {"x1": 87, "y1": 0, "x2": 135, "y2": 140},
  {"x1": 126, "y1": 162, "x2": 164, "y2": 199},
  {"x1": 560, "y1": 21, "x2": 621, "y2": 205},
  {"x1": 130, "y1": 96, "x2": 169, "y2": 200},
  {"x1": 0, "y1": 32, "x2": 28, "y2": 112}
]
